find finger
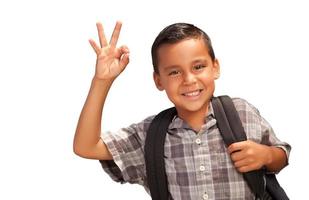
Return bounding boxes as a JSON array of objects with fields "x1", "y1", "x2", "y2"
[
  {"x1": 114, "y1": 45, "x2": 130, "y2": 58},
  {"x1": 237, "y1": 165, "x2": 252, "y2": 173},
  {"x1": 230, "y1": 151, "x2": 246, "y2": 162},
  {"x1": 89, "y1": 39, "x2": 101, "y2": 54},
  {"x1": 120, "y1": 45, "x2": 130, "y2": 53},
  {"x1": 110, "y1": 21, "x2": 122, "y2": 48},
  {"x1": 237, "y1": 161, "x2": 262, "y2": 173},
  {"x1": 228, "y1": 141, "x2": 247, "y2": 154},
  {"x1": 96, "y1": 22, "x2": 108, "y2": 47},
  {"x1": 233, "y1": 157, "x2": 254, "y2": 168},
  {"x1": 119, "y1": 53, "x2": 130, "y2": 69}
]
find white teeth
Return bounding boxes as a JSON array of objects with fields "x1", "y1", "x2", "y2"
[{"x1": 183, "y1": 90, "x2": 200, "y2": 96}]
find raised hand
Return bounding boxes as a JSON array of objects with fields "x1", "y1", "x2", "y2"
[{"x1": 89, "y1": 21, "x2": 130, "y2": 80}]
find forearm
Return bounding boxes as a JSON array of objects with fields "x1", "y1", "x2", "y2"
[
  {"x1": 73, "y1": 77, "x2": 114, "y2": 158},
  {"x1": 265, "y1": 146, "x2": 288, "y2": 172}
]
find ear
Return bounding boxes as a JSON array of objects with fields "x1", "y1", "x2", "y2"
[
  {"x1": 153, "y1": 72, "x2": 164, "y2": 91},
  {"x1": 213, "y1": 58, "x2": 220, "y2": 79}
]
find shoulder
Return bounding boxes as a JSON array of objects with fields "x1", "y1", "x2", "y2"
[
  {"x1": 139, "y1": 114, "x2": 156, "y2": 130},
  {"x1": 231, "y1": 97, "x2": 260, "y2": 117},
  {"x1": 231, "y1": 97, "x2": 266, "y2": 142},
  {"x1": 138, "y1": 108, "x2": 177, "y2": 132}
]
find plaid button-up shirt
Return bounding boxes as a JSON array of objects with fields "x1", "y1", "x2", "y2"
[{"x1": 100, "y1": 98, "x2": 291, "y2": 200}]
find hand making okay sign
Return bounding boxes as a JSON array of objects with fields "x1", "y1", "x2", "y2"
[{"x1": 89, "y1": 21, "x2": 130, "y2": 80}]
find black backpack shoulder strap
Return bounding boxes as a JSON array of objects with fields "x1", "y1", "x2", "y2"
[
  {"x1": 211, "y1": 95, "x2": 266, "y2": 198},
  {"x1": 145, "y1": 107, "x2": 177, "y2": 200},
  {"x1": 265, "y1": 173, "x2": 289, "y2": 200}
]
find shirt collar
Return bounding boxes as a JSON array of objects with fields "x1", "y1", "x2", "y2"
[{"x1": 168, "y1": 102, "x2": 216, "y2": 130}]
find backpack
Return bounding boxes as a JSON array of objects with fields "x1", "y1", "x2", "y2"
[{"x1": 145, "y1": 95, "x2": 289, "y2": 200}]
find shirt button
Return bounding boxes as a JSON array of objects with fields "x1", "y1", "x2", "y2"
[
  {"x1": 195, "y1": 138, "x2": 202, "y2": 145},
  {"x1": 199, "y1": 165, "x2": 206, "y2": 171},
  {"x1": 203, "y1": 193, "x2": 209, "y2": 200}
]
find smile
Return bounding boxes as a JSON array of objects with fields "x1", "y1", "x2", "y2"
[{"x1": 182, "y1": 89, "x2": 203, "y2": 97}]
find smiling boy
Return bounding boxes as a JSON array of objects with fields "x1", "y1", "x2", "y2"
[
  {"x1": 152, "y1": 35, "x2": 219, "y2": 132},
  {"x1": 73, "y1": 22, "x2": 290, "y2": 199}
]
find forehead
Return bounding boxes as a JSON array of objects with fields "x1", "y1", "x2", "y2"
[{"x1": 157, "y1": 38, "x2": 211, "y2": 69}]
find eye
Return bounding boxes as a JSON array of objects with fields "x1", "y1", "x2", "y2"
[
  {"x1": 193, "y1": 65, "x2": 206, "y2": 71},
  {"x1": 168, "y1": 70, "x2": 180, "y2": 76}
]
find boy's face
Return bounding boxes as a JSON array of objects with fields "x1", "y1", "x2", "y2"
[{"x1": 153, "y1": 38, "x2": 220, "y2": 115}]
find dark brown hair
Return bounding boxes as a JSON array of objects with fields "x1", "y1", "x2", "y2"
[{"x1": 151, "y1": 23, "x2": 215, "y2": 73}]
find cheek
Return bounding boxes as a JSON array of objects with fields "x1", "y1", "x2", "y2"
[
  {"x1": 165, "y1": 81, "x2": 178, "y2": 92},
  {"x1": 164, "y1": 79, "x2": 181, "y2": 93},
  {"x1": 201, "y1": 69, "x2": 217, "y2": 81},
  {"x1": 199, "y1": 74, "x2": 213, "y2": 84},
  {"x1": 205, "y1": 78, "x2": 215, "y2": 85},
  {"x1": 199, "y1": 76, "x2": 216, "y2": 91}
]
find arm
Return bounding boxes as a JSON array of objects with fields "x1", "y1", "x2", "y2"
[
  {"x1": 264, "y1": 145, "x2": 287, "y2": 172},
  {"x1": 73, "y1": 22, "x2": 130, "y2": 160},
  {"x1": 227, "y1": 140, "x2": 288, "y2": 173}
]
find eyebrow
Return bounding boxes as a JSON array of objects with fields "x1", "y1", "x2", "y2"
[
  {"x1": 162, "y1": 65, "x2": 179, "y2": 72},
  {"x1": 161, "y1": 58, "x2": 208, "y2": 71},
  {"x1": 192, "y1": 58, "x2": 208, "y2": 65}
]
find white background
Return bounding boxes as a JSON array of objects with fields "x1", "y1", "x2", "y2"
[{"x1": 0, "y1": 0, "x2": 308, "y2": 199}]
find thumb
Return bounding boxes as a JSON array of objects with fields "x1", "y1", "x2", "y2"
[
  {"x1": 115, "y1": 45, "x2": 129, "y2": 59},
  {"x1": 119, "y1": 53, "x2": 130, "y2": 70}
]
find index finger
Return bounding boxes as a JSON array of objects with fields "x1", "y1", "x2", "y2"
[
  {"x1": 227, "y1": 141, "x2": 247, "y2": 154},
  {"x1": 109, "y1": 21, "x2": 122, "y2": 48},
  {"x1": 96, "y1": 22, "x2": 108, "y2": 47}
]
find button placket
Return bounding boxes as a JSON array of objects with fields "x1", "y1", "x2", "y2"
[
  {"x1": 195, "y1": 138, "x2": 202, "y2": 145},
  {"x1": 203, "y1": 193, "x2": 209, "y2": 200}
]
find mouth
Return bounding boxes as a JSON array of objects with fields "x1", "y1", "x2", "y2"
[{"x1": 181, "y1": 89, "x2": 203, "y2": 97}]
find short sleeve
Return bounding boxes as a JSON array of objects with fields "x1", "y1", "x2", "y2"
[
  {"x1": 233, "y1": 98, "x2": 291, "y2": 163},
  {"x1": 260, "y1": 115, "x2": 291, "y2": 162},
  {"x1": 99, "y1": 116, "x2": 154, "y2": 185}
]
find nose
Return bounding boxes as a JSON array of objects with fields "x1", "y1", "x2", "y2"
[{"x1": 183, "y1": 72, "x2": 197, "y2": 85}]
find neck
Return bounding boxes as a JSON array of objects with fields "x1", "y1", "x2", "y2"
[{"x1": 177, "y1": 104, "x2": 209, "y2": 132}]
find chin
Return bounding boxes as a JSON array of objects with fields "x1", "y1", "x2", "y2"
[{"x1": 179, "y1": 103, "x2": 208, "y2": 113}]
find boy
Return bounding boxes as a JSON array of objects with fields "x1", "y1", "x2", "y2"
[{"x1": 73, "y1": 21, "x2": 291, "y2": 199}]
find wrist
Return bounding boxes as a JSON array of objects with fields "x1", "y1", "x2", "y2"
[
  {"x1": 92, "y1": 76, "x2": 115, "y2": 85},
  {"x1": 256, "y1": 143, "x2": 273, "y2": 167},
  {"x1": 265, "y1": 146, "x2": 273, "y2": 166}
]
